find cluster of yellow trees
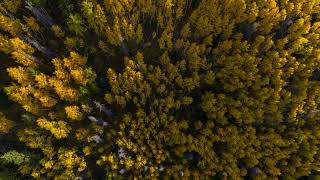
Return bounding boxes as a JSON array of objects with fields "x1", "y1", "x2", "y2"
[{"x1": 1, "y1": 0, "x2": 320, "y2": 179}]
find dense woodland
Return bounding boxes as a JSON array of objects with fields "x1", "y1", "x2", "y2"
[{"x1": 1, "y1": 0, "x2": 320, "y2": 179}]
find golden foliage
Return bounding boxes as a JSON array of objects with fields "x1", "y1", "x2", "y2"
[
  {"x1": 23, "y1": 16, "x2": 40, "y2": 32},
  {"x1": 1, "y1": 0, "x2": 320, "y2": 179},
  {"x1": 37, "y1": 118, "x2": 70, "y2": 139},
  {"x1": 0, "y1": 112, "x2": 14, "y2": 133},
  {"x1": 65, "y1": 105, "x2": 83, "y2": 121}
]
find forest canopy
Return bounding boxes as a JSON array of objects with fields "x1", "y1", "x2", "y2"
[{"x1": 1, "y1": 0, "x2": 320, "y2": 179}]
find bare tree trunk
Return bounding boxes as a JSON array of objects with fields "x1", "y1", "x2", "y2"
[
  {"x1": 23, "y1": 35, "x2": 53, "y2": 57},
  {"x1": 1, "y1": 8, "x2": 54, "y2": 58},
  {"x1": 118, "y1": 34, "x2": 129, "y2": 56},
  {"x1": 25, "y1": 1, "x2": 53, "y2": 30}
]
